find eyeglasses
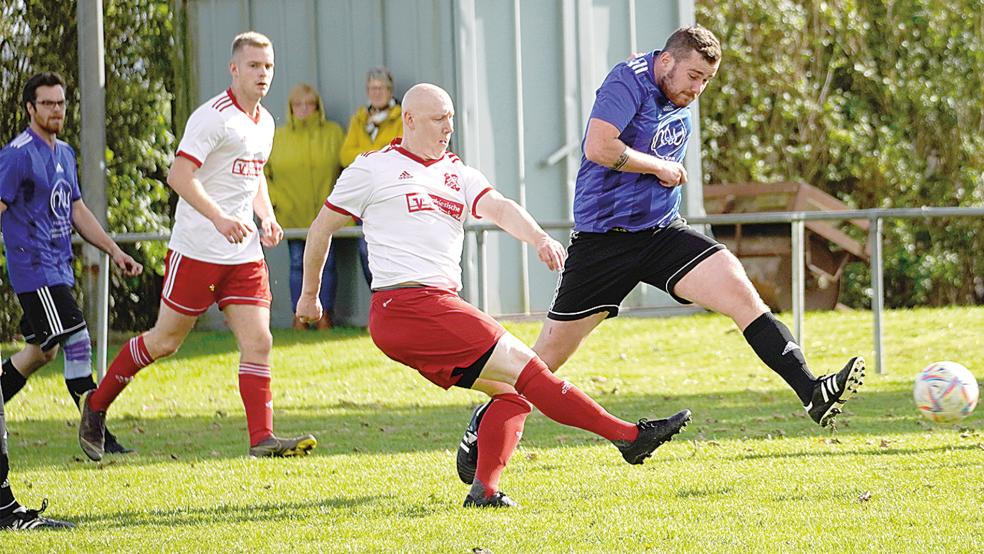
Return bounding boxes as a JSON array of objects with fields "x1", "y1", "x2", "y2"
[{"x1": 36, "y1": 99, "x2": 66, "y2": 109}]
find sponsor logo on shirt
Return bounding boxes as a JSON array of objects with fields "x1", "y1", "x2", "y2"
[
  {"x1": 405, "y1": 192, "x2": 464, "y2": 220},
  {"x1": 231, "y1": 158, "x2": 265, "y2": 176},
  {"x1": 443, "y1": 172, "x2": 460, "y2": 191},
  {"x1": 399, "y1": 170, "x2": 414, "y2": 180}
]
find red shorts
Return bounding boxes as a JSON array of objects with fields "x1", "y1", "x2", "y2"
[
  {"x1": 369, "y1": 287, "x2": 506, "y2": 389},
  {"x1": 161, "y1": 250, "x2": 272, "y2": 316}
]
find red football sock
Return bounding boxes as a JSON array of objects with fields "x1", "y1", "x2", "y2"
[
  {"x1": 238, "y1": 361, "x2": 273, "y2": 446},
  {"x1": 514, "y1": 357, "x2": 638, "y2": 443},
  {"x1": 89, "y1": 335, "x2": 155, "y2": 412},
  {"x1": 473, "y1": 393, "x2": 533, "y2": 497}
]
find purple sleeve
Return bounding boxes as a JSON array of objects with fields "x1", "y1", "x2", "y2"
[
  {"x1": 588, "y1": 65, "x2": 644, "y2": 132},
  {"x1": 0, "y1": 148, "x2": 24, "y2": 204},
  {"x1": 67, "y1": 146, "x2": 82, "y2": 201}
]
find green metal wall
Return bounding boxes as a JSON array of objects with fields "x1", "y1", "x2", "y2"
[{"x1": 187, "y1": 0, "x2": 698, "y2": 327}]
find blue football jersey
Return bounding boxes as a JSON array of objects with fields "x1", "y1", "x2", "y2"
[
  {"x1": 573, "y1": 51, "x2": 693, "y2": 232},
  {"x1": 0, "y1": 127, "x2": 82, "y2": 293}
]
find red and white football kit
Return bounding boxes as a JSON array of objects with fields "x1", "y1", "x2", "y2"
[
  {"x1": 325, "y1": 139, "x2": 501, "y2": 388},
  {"x1": 166, "y1": 88, "x2": 275, "y2": 315}
]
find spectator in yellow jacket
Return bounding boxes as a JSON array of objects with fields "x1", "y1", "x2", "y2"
[
  {"x1": 339, "y1": 67, "x2": 403, "y2": 282},
  {"x1": 265, "y1": 83, "x2": 344, "y2": 329},
  {"x1": 339, "y1": 67, "x2": 403, "y2": 166}
]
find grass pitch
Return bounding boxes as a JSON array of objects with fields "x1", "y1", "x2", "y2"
[{"x1": 3, "y1": 307, "x2": 982, "y2": 552}]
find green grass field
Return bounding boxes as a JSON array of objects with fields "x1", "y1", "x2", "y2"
[{"x1": 2, "y1": 307, "x2": 982, "y2": 552}]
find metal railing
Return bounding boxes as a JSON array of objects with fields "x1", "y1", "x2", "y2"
[
  {"x1": 71, "y1": 207, "x2": 983, "y2": 378},
  {"x1": 467, "y1": 206, "x2": 984, "y2": 375}
]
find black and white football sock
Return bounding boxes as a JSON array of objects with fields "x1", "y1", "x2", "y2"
[{"x1": 742, "y1": 312, "x2": 816, "y2": 405}]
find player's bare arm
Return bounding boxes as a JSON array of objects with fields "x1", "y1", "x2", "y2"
[
  {"x1": 252, "y1": 172, "x2": 283, "y2": 247},
  {"x1": 474, "y1": 189, "x2": 566, "y2": 271},
  {"x1": 71, "y1": 199, "x2": 143, "y2": 276},
  {"x1": 296, "y1": 207, "x2": 352, "y2": 323},
  {"x1": 167, "y1": 155, "x2": 255, "y2": 243},
  {"x1": 584, "y1": 118, "x2": 687, "y2": 186}
]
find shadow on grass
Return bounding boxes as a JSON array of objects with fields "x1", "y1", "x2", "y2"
[
  {"x1": 6, "y1": 386, "x2": 980, "y2": 473},
  {"x1": 74, "y1": 496, "x2": 382, "y2": 528}
]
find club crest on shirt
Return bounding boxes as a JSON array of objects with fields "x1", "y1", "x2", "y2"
[
  {"x1": 405, "y1": 192, "x2": 464, "y2": 220},
  {"x1": 649, "y1": 118, "x2": 689, "y2": 161},
  {"x1": 232, "y1": 158, "x2": 265, "y2": 176},
  {"x1": 443, "y1": 172, "x2": 460, "y2": 192},
  {"x1": 49, "y1": 178, "x2": 74, "y2": 239}
]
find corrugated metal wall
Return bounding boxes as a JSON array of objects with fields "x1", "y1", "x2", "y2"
[{"x1": 187, "y1": 0, "x2": 697, "y2": 326}]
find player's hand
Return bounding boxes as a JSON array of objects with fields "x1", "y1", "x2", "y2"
[
  {"x1": 535, "y1": 234, "x2": 567, "y2": 271},
  {"x1": 259, "y1": 217, "x2": 284, "y2": 247},
  {"x1": 112, "y1": 251, "x2": 144, "y2": 277},
  {"x1": 212, "y1": 213, "x2": 256, "y2": 244},
  {"x1": 295, "y1": 294, "x2": 322, "y2": 324},
  {"x1": 653, "y1": 160, "x2": 688, "y2": 187}
]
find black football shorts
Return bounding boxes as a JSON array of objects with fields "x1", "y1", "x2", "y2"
[
  {"x1": 547, "y1": 218, "x2": 725, "y2": 321},
  {"x1": 17, "y1": 284, "x2": 86, "y2": 351}
]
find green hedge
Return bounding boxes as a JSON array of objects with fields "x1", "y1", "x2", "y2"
[{"x1": 696, "y1": 0, "x2": 984, "y2": 307}]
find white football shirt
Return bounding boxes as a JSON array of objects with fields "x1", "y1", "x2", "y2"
[
  {"x1": 325, "y1": 140, "x2": 493, "y2": 291},
  {"x1": 171, "y1": 88, "x2": 274, "y2": 264}
]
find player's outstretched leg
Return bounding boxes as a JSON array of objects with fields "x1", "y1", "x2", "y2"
[
  {"x1": 806, "y1": 357, "x2": 865, "y2": 427},
  {"x1": 511, "y1": 357, "x2": 691, "y2": 463}
]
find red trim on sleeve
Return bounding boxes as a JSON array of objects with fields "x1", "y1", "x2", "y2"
[
  {"x1": 471, "y1": 187, "x2": 494, "y2": 219},
  {"x1": 324, "y1": 200, "x2": 355, "y2": 218},
  {"x1": 176, "y1": 150, "x2": 203, "y2": 167}
]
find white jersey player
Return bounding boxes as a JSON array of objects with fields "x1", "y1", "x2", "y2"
[
  {"x1": 297, "y1": 83, "x2": 691, "y2": 509},
  {"x1": 79, "y1": 31, "x2": 317, "y2": 462}
]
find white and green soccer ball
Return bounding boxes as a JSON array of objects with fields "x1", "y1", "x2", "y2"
[{"x1": 913, "y1": 361, "x2": 979, "y2": 423}]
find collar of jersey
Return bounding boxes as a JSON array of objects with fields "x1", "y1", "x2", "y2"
[
  {"x1": 389, "y1": 138, "x2": 447, "y2": 167},
  {"x1": 225, "y1": 88, "x2": 261, "y2": 124}
]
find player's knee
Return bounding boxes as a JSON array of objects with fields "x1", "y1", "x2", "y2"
[
  {"x1": 150, "y1": 334, "x2": 183, "y2": 358},
  {"x1": 37, "y1": 347, "x2": 59, "y2": 365},
  {"x1": 240, "y1": 331, "x2": 272, "y2": 359}
]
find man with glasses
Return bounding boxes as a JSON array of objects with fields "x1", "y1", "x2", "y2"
[{"x1": 0, "y1": 71, "x2": 142, "y2": 529}]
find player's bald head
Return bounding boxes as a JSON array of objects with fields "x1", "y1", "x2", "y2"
[{"x1": 403, "y1": 83, "x2": 453, "y2": 114}]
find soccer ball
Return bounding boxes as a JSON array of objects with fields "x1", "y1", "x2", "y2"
[{"x1": 913, "y1": 361, "x2": 979, "y2": 423}]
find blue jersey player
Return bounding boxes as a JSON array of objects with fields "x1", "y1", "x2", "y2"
[
  {"x1": 0, "y1": 73, "x2": 142, "y2": 471},
  {"x1": 456, "y1": 27, "x2": 865, "y2": 482}
]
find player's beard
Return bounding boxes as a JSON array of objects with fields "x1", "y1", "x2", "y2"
[
  {"x1": 37, "y1": 115, "x2": 64, "y2": 136},
  {"x1": 658, "y1": 69, "x2": 694, "y2": 108}
]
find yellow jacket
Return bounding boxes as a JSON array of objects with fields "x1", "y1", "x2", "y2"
[
  {"x1": 264, "y1": 92, "x2": 344, "y2": 229},
  {"x1": 339, "y1": 102, "x2": 403, "y2": 167}
]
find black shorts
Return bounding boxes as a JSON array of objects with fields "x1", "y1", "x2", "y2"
[
  {"x1": 547, "y1": 219, "x2": 725, "y2": 321},
  {"x1": 17, "y1": 285, "x2": 86, "y2": 351}
]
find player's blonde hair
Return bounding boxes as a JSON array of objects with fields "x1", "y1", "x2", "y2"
[{"x1": 231, "y1": 31, "x2": 272, "y2": 57}]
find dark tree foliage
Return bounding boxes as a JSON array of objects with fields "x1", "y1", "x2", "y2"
[
  {"x1": 697, "y1": 0, "x2": 984, "y2": 308},
  {"x1": 0, "y1": 0, "x2": 175, "y2": 339}
]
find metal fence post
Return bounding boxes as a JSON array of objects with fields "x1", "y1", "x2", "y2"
[
  {"x1": 96, "y1": 251, "x2": 110, "y2": 381},
  {"x1": 791, "y1": 218, "x2": 805, "y2": 344},
  {"x1": 870, "y1": 216, "x2": 885, "y2": 374},
  {"x1": 477, "y1": 229, "x2": 488, "y2": 312}
]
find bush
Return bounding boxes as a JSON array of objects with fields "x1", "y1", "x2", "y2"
[{"x1": 696, "y1": 0, "x2": 984, "y2": 307}]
